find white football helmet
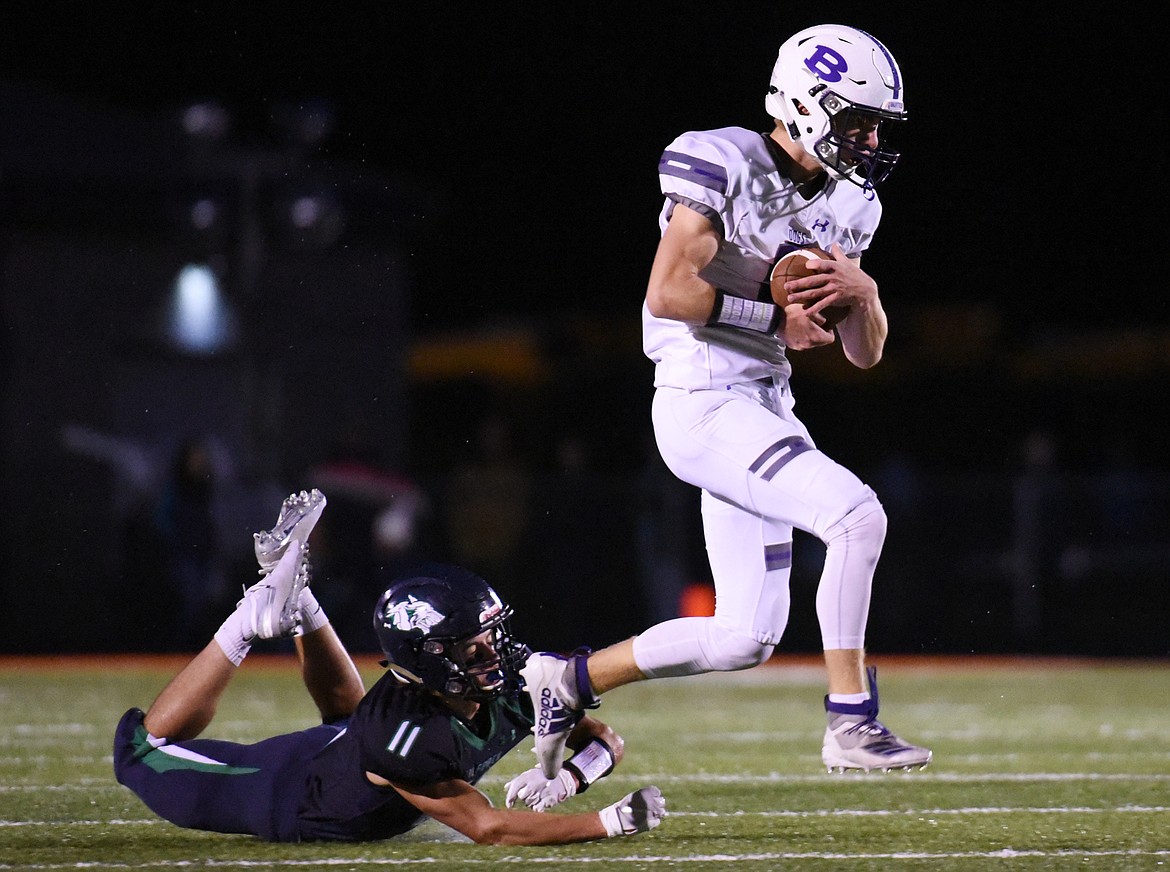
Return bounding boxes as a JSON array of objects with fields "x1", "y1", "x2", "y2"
[{"x1": 765, "y1": 24, "x2": 907, "y2": 190}]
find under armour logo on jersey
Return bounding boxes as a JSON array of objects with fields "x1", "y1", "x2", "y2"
[
  {"x1": 804, "y1": 46, "x2": 848, "y2": 82},
  {"x1": 383, "y1": 595, "x2": 445, "y2": 632},
  {"x1": 812, "y1": 219, "x2": 829, "y2": 232}
]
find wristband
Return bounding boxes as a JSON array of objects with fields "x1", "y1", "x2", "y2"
[
  {"x1": 707, "y1": 289, "x2": 781, "y2": 334},
  {"x1": 563, "y1": 738, "x2": 615, "y2": 793}
]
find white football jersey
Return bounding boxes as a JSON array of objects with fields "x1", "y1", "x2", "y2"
[{"x1": 643, "y1": 126, "x2": 883, "y2": 390}]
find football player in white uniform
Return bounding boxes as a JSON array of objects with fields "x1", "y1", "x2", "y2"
[{"x1": 524, "y1": 24, "x2": 931, "y2": 775}]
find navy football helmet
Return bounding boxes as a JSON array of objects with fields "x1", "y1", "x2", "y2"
[{"x1": 373, "y1": 564, "x2": 528, "y2": 701}]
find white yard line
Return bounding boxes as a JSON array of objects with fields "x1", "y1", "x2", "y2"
[
  {"x1": 5, "y1": 804, "x2": 1168, "y2": 828},
  {"x1": 5, "y1": 771, "x2": 1170, "y2": 794}
]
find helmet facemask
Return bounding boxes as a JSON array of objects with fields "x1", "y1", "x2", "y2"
[
  {"x1": 422, "y1": 612, "x2": 528, "y2": 701},
  {"x1": 814, "y1": 90, "x2": 903, "y2": 189}
]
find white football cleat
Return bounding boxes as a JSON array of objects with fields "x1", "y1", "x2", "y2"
[
  {"x1": 821, "y1": 666, "x2": 932, "y2": 773},
  {"x1": 241, "y1": 545, "x2": 309, "y2": 640},
  {"x1": 254, "y1": 489, "x2": 326, "y2": 573},
  {"x1": 520, "y1": 652, "x2": 587, "y2": 779},
  {"x1": 822, "y1": 717, "x2": 932, "y2": 773}
]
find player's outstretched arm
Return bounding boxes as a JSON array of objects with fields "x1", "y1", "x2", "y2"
[
  {"x1": 506, "y1": 715, "x2": 625, "y2": 812},
  {"x1": 385, "y1": 776, "x2": 664, "y2": 846}
]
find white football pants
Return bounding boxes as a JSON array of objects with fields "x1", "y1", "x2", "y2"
[{"x1": 632, "y1": 380, "x2": 886, "y2": 678}]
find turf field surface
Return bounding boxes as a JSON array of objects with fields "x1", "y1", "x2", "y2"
[{"x1": 1, "y1": 654, "x2": 1167, "y2": 870}]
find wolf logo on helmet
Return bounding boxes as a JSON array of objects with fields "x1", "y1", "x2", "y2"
[
  {"x1": 382, "y1": 595, "x2": 446, "y2": 633},
  {"x1": 373, "y1": 565, "x2": 529, "y2": 701}
]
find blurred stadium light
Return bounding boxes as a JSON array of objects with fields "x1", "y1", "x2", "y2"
[
  {"x1": 161, "y1": 263, "x2": 238, "y2": 355},
  {"x1": 180, "y1": 100, "x2": 232, "y2": 141}
]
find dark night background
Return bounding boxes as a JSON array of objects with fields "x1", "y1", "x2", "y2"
[{"x1": 1, "y1": 5, "x2": 1166, "y2": 657}]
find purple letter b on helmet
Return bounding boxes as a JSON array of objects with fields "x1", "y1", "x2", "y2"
[{"x1": 804, "y1": 46, "x2": 847, "y2": 82}]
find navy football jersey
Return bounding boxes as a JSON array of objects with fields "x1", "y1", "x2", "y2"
[{"x1": 297, "y1": 671, "x2": 534, "y2": 842}]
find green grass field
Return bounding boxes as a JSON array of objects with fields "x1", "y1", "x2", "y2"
[{"x1": 2, "y1": 655, "x2": 1168, "y2": 870}]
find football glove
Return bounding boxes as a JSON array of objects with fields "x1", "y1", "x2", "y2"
[
  {"x1": 504, "y1": 767, "x2": 577, "y2": 812},
  {"x1": 598, "y1": 786, "x2": 666, "y2": 837}
]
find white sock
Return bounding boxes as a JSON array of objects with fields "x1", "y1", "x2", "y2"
[
  {"x1": 299, "y1": 587, "x2": 329, "y2": 634},
  {"x1": 828, "y1": 691, "x2": 871, "y2": 705},
  {"x1": 214, "y1": 604, "x2": 253, "y2": 667}
]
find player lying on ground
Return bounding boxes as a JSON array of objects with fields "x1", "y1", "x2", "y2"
[{"x1": 114, "y1": 489, "x2": 665, "y2": 845}]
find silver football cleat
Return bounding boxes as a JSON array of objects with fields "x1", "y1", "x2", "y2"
[
  {"x1": 240, "y1": 545, "x2": 310, "y2": 640},
  {"x1": 254, "y1": 489, "x2": 326, "y2": 574}
]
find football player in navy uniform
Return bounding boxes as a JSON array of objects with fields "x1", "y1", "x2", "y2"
[
  {"x1": 523, "y1": 25, "x2": 931, "y2": 778},
  {"x1": 114, "y1": 490, "x2": 664, "y2": 844}
]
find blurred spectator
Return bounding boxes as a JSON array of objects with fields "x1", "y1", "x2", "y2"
[
  {"x1": 153, "y1": 439, "x2": 227, "y2": 650},
  {"x1": 61, "y1": 425, "x2": 238, "y2": 650},
  {"x1": 307, "y1": 422, "x2": 435, "y2": 650}
]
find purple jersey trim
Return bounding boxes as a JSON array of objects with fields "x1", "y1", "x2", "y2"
[{"x1": 660, "y1": 150, "x2": 728, "y2": 195}]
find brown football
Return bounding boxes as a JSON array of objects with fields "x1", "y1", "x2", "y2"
[{"x1": 769, "y1": 247, "x2": 848, "y2": 328}]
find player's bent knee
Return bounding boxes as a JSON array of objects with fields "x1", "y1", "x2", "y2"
[
  {"x1": 703, "y1": 625, "x2": 775, "y2": 672},
  {"x1": 825, "y1": 492, "x2": 887, "y2": 559}
]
